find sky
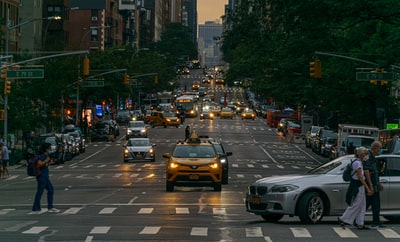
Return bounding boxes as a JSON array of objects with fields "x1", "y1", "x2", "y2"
[{"x1": 197, "y1": 0, "x2": 228, "y2": 24}]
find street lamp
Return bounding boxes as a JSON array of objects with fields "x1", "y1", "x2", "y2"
[{"x1": 3, "y1": 15, "x2": 61, "y2": 143}]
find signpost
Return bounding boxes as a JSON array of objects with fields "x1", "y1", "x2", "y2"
[
  {"x1": 82, "y1": 81, "x2": 104, "y2": 87},
  {"x1": 6, "y1": 69, "x2": 44, "y2": 79},
  {"x1": 356, "y1": 72, "x2": 394, "y2": 81}
]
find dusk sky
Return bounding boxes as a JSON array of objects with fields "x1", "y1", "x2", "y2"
[{"x1": 197, "y1": 0, "x2": 228, "y2": 24}]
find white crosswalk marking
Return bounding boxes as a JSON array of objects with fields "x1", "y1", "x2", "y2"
[
  {"x1": 245, "y1": 227, "x2": 263, "y2": 237},
  {"x1": 333, "y1": 227, "x2": 358, "y2": 238},
  {"x1": 130, "y1": 173, "x2": 139, "y2": 178},
  {"x1": 138, "y1": 208, "x2": 154, "y2": 214},
  {"x1": 176, "y1": 207, "x2": 190, "y2": 214},
  {"x1": 90, "y1": 226, "x2": 110, "y2": 234},
  {"x1": 22, "y1": 226, "x2": 48, "y2": 234},
  {"x1": 276, "y1": 165, "x2": 285, "y2": 169},
  {"x1": 190, "y1": 227, "x2": 208, "y2": 236},
  {"x1": 247, "y1": 164, "x2": 255, "y2": 168},
  {"x1": 213, "y1": 208, "x2": 226, "y2": 215},
  {"x1": 63, "y1": 207, "x2": 83, "y2": 215},
  {"x1": 99, "y1": 207, "x2": 116, "y2": 214},
  {"x1": 232, "y1": 164, "x2": 239, "y2": 168},
  {"x1": 254, "y1": 174, "x2": 262, "y2": 178},
  {"x1": 262, "y1": 164, "x2": 269, "y2": 168},
  {"x1": 139, "y1": 226, "x2": 161, "y2": 234},
  {"x1": 0, "y1": 208, "x2": 15, "y2": 215},
  {"x1": 98, "y1": 164, "x2": 106, "y2": 168},
  {"x1": 237, "y1": 174, "x2": 244, "y2": 178},
  {"x1": 113, "y1": 173, "x2": 123, "y2": 178},
  {"x1": 290, "y1": 227, "x2": 311, "y2": 237},
  {"x1": 379, "y1": 228, "x2": 400, "y2": 238},
  {"x1": 84, "y1": 165, "x2": 93, "y2": 168}
]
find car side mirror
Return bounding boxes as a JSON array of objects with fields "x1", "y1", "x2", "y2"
[
  {"x1": 152, "y1": 144, "x2": 157, "y2": 147},
  {"x1": 226, "y1": 151, "x2": 233, "y2": 156},
  {"x1": 163, "y1": 153, "x2": 171, "y2": 158}
]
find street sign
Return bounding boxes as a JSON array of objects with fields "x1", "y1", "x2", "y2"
[
  {"x1": 82, "y1": 81, "x2": 104, "y2": 87},
  {"x1": 356, "y1": 72, "x2": 394, "y2": 81},
  {"x1": 6, "y1": 69, "x2": 44, "y2": 79}
]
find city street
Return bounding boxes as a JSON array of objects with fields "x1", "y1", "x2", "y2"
[{"x1": 0, "y1": 110, "x2": 399, "y2": 241}]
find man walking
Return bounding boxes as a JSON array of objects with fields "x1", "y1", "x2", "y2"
[
  {"x1": 364, "y1": 141, "x2": 384, "y2": 229},
  {"x1": 0, "y1": 141, "x2": 10, "y2": 178}
]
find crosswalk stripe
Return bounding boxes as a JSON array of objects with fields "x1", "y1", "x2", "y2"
[
  {"x1": 90, "y1": 226, "x2": 111, "y2": 234},
  {"x1": 245, "y1": 227, "x2": 263, "y2": 237},
  {"x1": 213, "y1": 208, "x2": 226, "y2": 215},
  {"x1": 379, "y1": 228, "x2": 400, "y2": 238},
  {"x1": 138, "y1": 208, "x2": 154, "y2": 214},
  {"x1": 176, "y1": 207, "x2": 190, "y2": 214},
  {"x1": 262, "y1": 164, "x2": 269, "y2": 168},
  {"x1": 190, "y1": 227, "x2": 208, "y2": 236},
  {"x1": 333, "y1": 227, "x2": 358, "y2": 238},
  {"x1": 139, "y1": 226, "x2": 161, "y2": 234},
  {"x1": 0, "y1": 208, "x2": 15, "y2": 215},
  {"x1": 247, "y1": 164, "x2": 255, "y2": 168},
  {"x1": 130, "y1": 173, "x2": 139, "y2": 178},
  {"x1": 22, "y1": 226, "x2": 48, "y2": 234},
  {"x1": 232, "y1": 164, "x2": 239, "y2": 168},
  {"x1": 113, "y1": 173, "x2": 123, "y2": 178},
  {"x1": 99, "y1": 208, "x2": 116, "y2": 214},
  {"x1": 63, "y1": 207, "x2": 83, "y2": 215},
  {"x1": 237, "y1": 174, "x2": 244, "y2": 178},
  {"x1": 290, "y1": 227, "x2": 311, "y2": 237}
]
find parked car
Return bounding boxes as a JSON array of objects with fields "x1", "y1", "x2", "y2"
[
  {"x1": 278, "y1": 118, "x2": 295, "y2": 133},
  {"x1": 31, "y1": 133, "x2": 63, "y2": 164},
  {"x1": 382, "y1": 135, "x2": 400, "y2": 154},
  {"x1": 67, "y1": 130, "x2": 85, "y2": 154},
  {"x1": 311, "y1": 128, "x2": 335, "y2": 154},
  {"x1": 245, "y1": 154, "x2": 400, "y2": 224},
  {"x1": 305, "y1": 126, "x2": 323, "y2": 148},
  {"x1": 123, "y1": 138, "x2": 156, "y2": 162},
  {"x1": 320, "y1": 135, "x2": 338, "y2": 157}
]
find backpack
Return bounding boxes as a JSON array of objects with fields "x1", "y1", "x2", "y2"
[
  {"x1": 27, "y1": 155, "x2": 41, "y2": 177},
  {"x1": 342, "y1": 159, "x2": 356, "y2": 181}
]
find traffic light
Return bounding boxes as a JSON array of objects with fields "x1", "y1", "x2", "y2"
[
  {"x1": 370, "y1": 80, "x2": 378, "y2": 85},
  {"x1": 381, "y1": 80, "x2": 388, "y2": 85},
  {"x1": 1, "y1": 69, "x2": 6, "y2": 79},
  {"x1": 309, "y1": 59, "x2": 321, "y2": 78},
  {"x1": 65, "y1": 109, "x2": 72, "y2": 115},
  {"x1": 4, "y1": 80, "x2": 11, "y2": 95},
  {"x1": 83, "y1": 57, "x2": 90, "y2": 76},
  {"x1": 154, "y1": 75, "x2": 158, "y2": 84},
  {"x1": 123, "y1": 74, "x2": 129, "y2": 85}
]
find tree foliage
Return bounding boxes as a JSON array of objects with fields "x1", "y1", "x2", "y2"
[{"x1": 221, "y1": 0, "x2": 400, "y2": 127}]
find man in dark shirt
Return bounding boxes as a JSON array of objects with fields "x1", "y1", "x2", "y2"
[{"x1": 364, "y1": 141, "x2": 384, "y2": 229}]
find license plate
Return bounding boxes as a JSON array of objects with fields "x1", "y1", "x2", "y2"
[
  {"x1": 136, "y1": 154, "x2": 142, "y2": 158},
  {"x1": 252, "y1": 197, "x2": 261, "y2": 204},
  {"x1": 189, "y1": 174, "x2": 199, "y2": 180}
]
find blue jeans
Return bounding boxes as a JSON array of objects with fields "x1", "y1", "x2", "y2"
[{"x1": 32, "y1": 175, "x2": 54, "y2": 211}]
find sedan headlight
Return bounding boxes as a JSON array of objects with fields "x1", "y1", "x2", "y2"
[
  {"x1": 169, "y1": 162, "x2": 178, "y2": 169},
  {"x1": 149, "y1": 148, "x2": 154, "y2": 153},
  {"x1": 210, "y1": 113, "x2": 214, "y2": 118},
  {"x1": 271, "y1": 184, "x2": 299, "y2": 193},
  {"x1": 166, "y1": 118, "x2": 171, "y2": 122},
  {"x1": 140, "y1": 129, "x2": 146, "y2": 133},
  {"x1": 210, "y1": 163, "x2": 219, "y2": 169},
  {"x1": 220, "y1": 158, "x2": 226, "y2": 163},
  {"x1": 124, "y1": 149, "x2": 129, "y2": 154},
  {"x1": 127, "y1": 130, "x2": 132, "y2": 134}
]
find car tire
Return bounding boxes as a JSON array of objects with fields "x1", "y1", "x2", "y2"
[
  {"x1": 166, "y1": 182, "x2": 174, "y2": 192},
  {"x1": 176, "y1": 126, "x2": 179, "y2": 128},
  {"x1": 297, "y1": 192, "x2": 324, "y2": 224},
  {"x1": 214, "y1": 183, "x2": 222, "y2": 192},
  {"x1": 261, "y1": 214, "x2": 284, "y2": 222}
]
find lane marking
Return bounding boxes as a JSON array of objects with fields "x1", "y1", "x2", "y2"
[
  {"x1": 138, "y1": 208, "x2": 153, "y2": 214},
  {"x1": 245, "y1": 227, "x2": 263, "y2": 237},
  {"x1": 333, "y1": 227, "x2": 358, "y2": 238},
  {"x1": 22, "y1": 226, "x2": 48, "y2": 234},
  {"x1": 190, "y1": 227, "x2": 208, "y2": 236},
  {"x1": 90, "y1": 226, "x2": 111, "y2": 234},
  {"x1": 379, "y1": 228, "x2": 400, "y2": 238},
  {"x1": 176, "y1": 207, "x2": 190, "y2": 214},
  {"x1": 99, "y1": 207, "x2": 116, "y2": 214},
  {"x1": 290, "y1": 227, "x2": 311, "y2": 237},
  {"x1": 139, "y1": 226, "x2": 160, "y2": 234}
]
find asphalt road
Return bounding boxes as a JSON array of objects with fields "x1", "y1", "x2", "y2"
[{"x1": 0, "y1": 76, "x2": 399, "y2": 241}]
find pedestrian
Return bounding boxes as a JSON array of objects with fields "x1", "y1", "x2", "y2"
[
  {"x1": 31, "y1": 142, "x2": 60, "y2": 214},
  {"x1": 364, "y1": 141, "x2": 385, "y2": 229},
  {"x1": 185, "y1": 125, "x2": 190, "y2": 140},
  {"x1": 338, "y1": 146, "x2": 373, "y2": 230},
  {"x1": 180, "y1": 110, "x2": 185, "y2": 124},
  {"x1": 0, "y1": 141, "x2": 10, "y2": 178}
]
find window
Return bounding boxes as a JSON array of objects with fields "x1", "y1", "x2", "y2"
[
  {"x1": 91, "y1": 29, "x2": 98, "y2": 41},
  {"x1": 47, "y1": 5, "x2": 61, "y2": 17},
  {"x1": 383, "y1": 157, "x2": 400, "y2": 176}
]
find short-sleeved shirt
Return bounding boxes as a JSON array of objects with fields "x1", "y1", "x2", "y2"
[
  {"x1": 351, "y1": 159, "x2": 364, "y2": 180},
  {"x1": 364, "y1": 150, "x2": 379, "y2": 186},
  {"x1": 1, "y1": 146, "x2": 9, "y2": 160},
  {"x1": 38, "y1": 154, "x2": 50, "y2": 177}
]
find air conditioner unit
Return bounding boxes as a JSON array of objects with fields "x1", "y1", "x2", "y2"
[{"x1": 91, "y1": 16, "x2": 98, "y2": 21}]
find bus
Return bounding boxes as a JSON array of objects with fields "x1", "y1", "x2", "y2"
[{"x1": 176, "y1": 95, "x2": 197, "y2": 118}]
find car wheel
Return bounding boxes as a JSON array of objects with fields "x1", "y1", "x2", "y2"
[
  {"x1": 261, "y1": 214, "x2": 284, "y2": 222},
  {"x1": 297, "y1": 192, "x2": 324, "y2": 224},
  {"x1": 166, "y1": 182, "x2": 174, "y2": 192},
  {"x1": 214, "y1": 183, "x2": 222, "y2": 192},
  {"x1": 176, "y1": 126, "x2": 179, "y2": 128}
]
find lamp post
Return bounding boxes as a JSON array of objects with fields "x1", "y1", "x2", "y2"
[{"x1": 3, "y1": 15, "x2": 61, "y2": 143}]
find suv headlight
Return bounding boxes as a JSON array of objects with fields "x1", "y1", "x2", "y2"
[
  {"x1": 141, "y1": 129, "x2": 146, "y2": 133},
  {"x1": 220, "y1": 158, "x2": 226, "y2": 163}
]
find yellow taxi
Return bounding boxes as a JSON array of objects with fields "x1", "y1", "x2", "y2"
[
  {"x1": 211, "y1": 105, "x2": 221, "y2": 117},
  {"x1": 191, "y1": 81, "x2": 200, "y2": 91},
  {"x1": 163, "y1": 132, "x2": 222, "y2": 192},
  {"x1": 241, "y1": 108, "x2": 256, "y2": 120},
  {"x1": 148, "y1": 111, "x2": 180, "y2": 128},
  {"x1": 220, "y1": 107, "x2": 234, "y2": 119}
]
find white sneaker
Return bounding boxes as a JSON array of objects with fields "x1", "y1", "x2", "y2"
[
  {"x1": 48, "y1": 208, "x2": 60, "y2": 213},
  {"x1": 29, "y1": 210, "x2": 42, "y2": 215}
]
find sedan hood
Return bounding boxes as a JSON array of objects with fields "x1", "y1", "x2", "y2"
[
  {"x1": 127, "y1": 146, "x2": 151, "y2": 152},
  {"x1": 173, "y1": 157, "x2": 217, "y2": 165},
  {"x1": 254, "y1": 174, "x2": 321, "y2": 185}
]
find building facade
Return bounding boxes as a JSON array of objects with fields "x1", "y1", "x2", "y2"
[{"x1": 198, "y1": 21, "x2": 222, "y2": 68}]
